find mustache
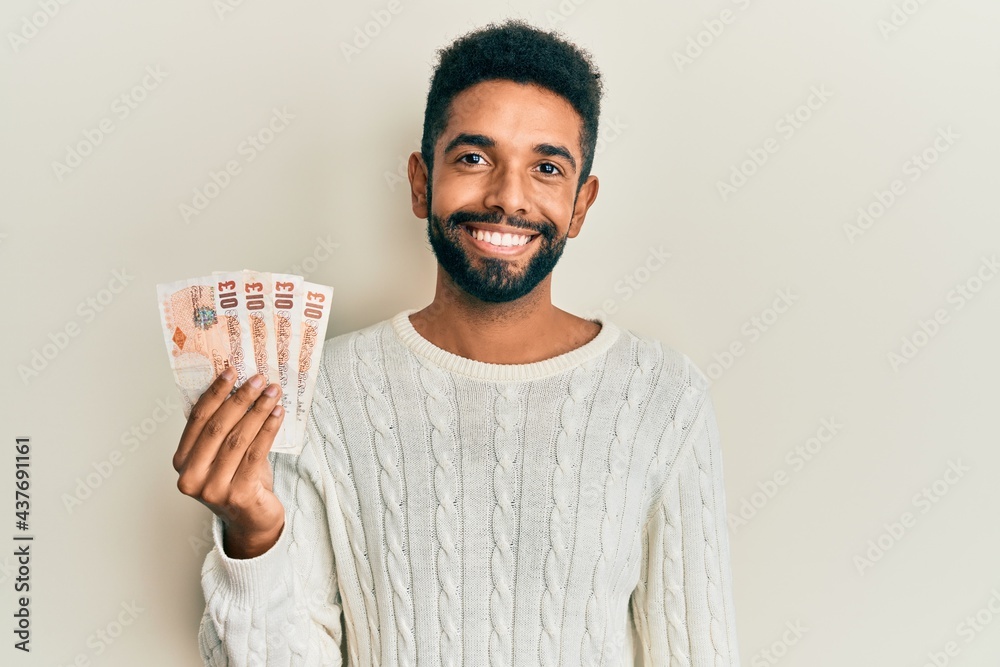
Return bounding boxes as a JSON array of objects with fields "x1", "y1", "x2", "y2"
[{"x1": 447, "y1": 209, "x2": 552, "y2": 238}]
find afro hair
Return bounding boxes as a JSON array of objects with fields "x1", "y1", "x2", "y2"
[{"x1": 420, "y1": 18, "x2": 604, "y2": 192}]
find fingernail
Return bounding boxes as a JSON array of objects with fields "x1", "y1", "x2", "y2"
[
  {"x1": 271, "y1": 405, "x2": 283, "y2": 417},
  {"x1": 250, "y1": 374, "x2": 264, "y2": 388},
  {"x1": 221, "y1": 367, "x2": 235, "y2": 382},
  {"x1": 263, "y1": 384, "x2": 279, "y2": 397}
]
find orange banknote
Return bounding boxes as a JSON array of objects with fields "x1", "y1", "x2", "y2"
[
  {"x1": 156, "y1": 271, "x2": 333, "y2": 455},
  {"x1": 294, "y1": 281, "x2": 334, "y2": 445}
]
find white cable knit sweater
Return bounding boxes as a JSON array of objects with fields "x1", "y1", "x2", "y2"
[{"x1": 197, "y1": 308, "x2": 741, "y2": 666}]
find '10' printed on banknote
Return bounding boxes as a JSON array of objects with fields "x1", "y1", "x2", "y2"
[{"x1": 155, "y1": 269, "x2": 333, "y2": 455}]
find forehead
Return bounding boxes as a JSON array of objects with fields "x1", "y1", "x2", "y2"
[{"x1": 440, "y1": 79, "x2": 582, "y2": 155}]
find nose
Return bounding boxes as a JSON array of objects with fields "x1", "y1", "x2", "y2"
[{"x1": 482, "y1": 162, "x2": 530, "y2": 219}]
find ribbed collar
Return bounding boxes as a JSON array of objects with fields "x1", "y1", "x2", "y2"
[{"x1": 390, "y1": 308, "x2": 621, "y2": 381}]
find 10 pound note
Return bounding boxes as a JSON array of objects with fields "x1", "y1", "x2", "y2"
[{"x1": 156, "y1": 271, "x2": 333, "y2": 456}]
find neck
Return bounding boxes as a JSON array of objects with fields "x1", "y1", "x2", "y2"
[{"x1": 408, "y1": 268, "x2": 601, "y2": 365}]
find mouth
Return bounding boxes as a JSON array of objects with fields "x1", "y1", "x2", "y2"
[{"x1": 459, "y1": 222, "x2": 540, "y2": 255}]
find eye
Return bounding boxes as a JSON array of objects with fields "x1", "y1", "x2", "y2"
[
  {"x1": 458, "y1": 152, "x2": 487, "y2": 165},
  {"x1": 538, "y1": 162, "x2": 562, "y2": 176}
]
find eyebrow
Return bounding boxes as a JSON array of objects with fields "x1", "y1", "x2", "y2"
[{"x1": 443, "y1": 132, "x2": 577, "y2": 173}]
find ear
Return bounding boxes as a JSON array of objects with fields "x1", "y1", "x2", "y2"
[
  {"x1": 567, "y1": 174, "x2": 599, "y2": 239},
  {"x1": 408, "y1": 152, "x2": 429, "y2": 218}
]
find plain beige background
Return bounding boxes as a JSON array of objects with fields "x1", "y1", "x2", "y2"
[{"x1": 2, "y1": 0, "x2": 999, "y2": 665}]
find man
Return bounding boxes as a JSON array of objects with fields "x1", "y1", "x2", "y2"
[{"x1": 174, "y1": 18, "x2": 741, "y2": 666}]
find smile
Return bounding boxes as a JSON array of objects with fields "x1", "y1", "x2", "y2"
[{"x1": 460, "y1": 223, "x2": 539, "y2": 255}]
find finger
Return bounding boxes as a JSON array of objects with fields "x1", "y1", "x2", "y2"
[
  {"x1": 176, "y1": 373, "x2": 268, "y2": 495},
  {"x1": 234, "y1": 402, "x2": 285, "y2": 487},
  {"x1": 202, "y1": 384, "x2": 282, "y2": 500},
  {"x1": 217, "y1": 405, "x2": 286, "y2": 530},
  {"x1": 173, "y1": 367, "x2": 237, "y2": 472}
]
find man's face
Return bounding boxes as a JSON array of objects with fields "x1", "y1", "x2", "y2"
[{"x1": 411, "y1": 79, "x2": 598, "y2": 304}]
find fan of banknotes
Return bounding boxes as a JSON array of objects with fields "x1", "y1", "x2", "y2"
[{"x1": 155, "y1": 270, "x2": 333, "y2": 456}]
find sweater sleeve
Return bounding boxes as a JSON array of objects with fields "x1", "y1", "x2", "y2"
[
  {"x1": 630, "y1": 383, "x2": 741, "y2": 666},
  {"x1": 196, "y1": 398, "x2": 345, "y2": 666}
]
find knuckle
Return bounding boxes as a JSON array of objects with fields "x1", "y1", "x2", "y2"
[
  {"x1": 223, "y1": 430, "x2": 244, "y2": 452},
  {"x1": 207, "y1": 378, "x2": 229, "y2": 398},
  {"x1": 233, "y1": 384, "x2": 258, "y2": 407},
  {"x1": 203, "y1": 418, "x2": 225, "y2": 438},
  {"x1": 245, "y1": 446, "x2": 264, "y2": 466},
  {"x1": 225, "y1": 487, "x2": 244, "y2": 508},
  {"x1": 188, "y1": 405, "x2": 210, "y2": 424},
  {"x1": 176, "y1": 475, "x2": 198, "y2": 497},
  {"x1": 252, "y1": 395, "x2": 276, "y2": 414},
  {"x1": 201, "y1": 485, "x2": 225, "y2": 506}
]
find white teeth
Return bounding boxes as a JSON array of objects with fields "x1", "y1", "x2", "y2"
[{"x1": 466, "y1": 226, "x2": 531, "y2": 247}]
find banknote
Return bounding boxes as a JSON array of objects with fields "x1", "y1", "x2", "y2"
[
  {"x1": 156, "y1": 270, "x2": 333, "y2": 455},
  {"x1": 295, "y1": 282, "x2": 334, "y2": 445},
  {"x1": 270, "y1": 273, "x2": 303, "y2": 445},
  {"x1": 211, "y1": 271, "x2": 261, "y2": 383},
  {"x1": 155, "y1": 276, "x2": 252, "y2": 418},
  {"x1": 233, "y1": 270, "x2": 281, "y2": 384},
  {"x1": 213, "y1": 270, "x2": 291, "y2": 450}
]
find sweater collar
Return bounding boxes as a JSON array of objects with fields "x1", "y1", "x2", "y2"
[{"x1": 390, "y1": 308, "x2": 621, "y2": 381}]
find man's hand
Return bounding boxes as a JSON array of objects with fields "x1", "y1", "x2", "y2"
[{"x1": 173, "y1": 368, "x2": 286, "y2": 559}]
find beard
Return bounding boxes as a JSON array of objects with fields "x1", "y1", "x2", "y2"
[{"x1": 424, "y1": 191, "x2": 570, "y2": 304}]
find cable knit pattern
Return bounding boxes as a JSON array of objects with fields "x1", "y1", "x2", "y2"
[
  {"x1": 629, "y1": 511, "x2": 656, "y2": 666},
  {"x1": 352, "y1": 328, "x2": 416, "y2": 666},
  {"x1": 196, "y1": 309, "x2": 741, "y2": 666},
  {"x1": 584, "y1": 338, "x2": 660, "y2": 667},
  {"x1": 198, "y1": 397, "x2": 345, "y2": 666},
  {"x1": 415, "y1": 355, "x2": 463, "y2": 667},
  {"x1": 489, "y1": 382, "x2": 522, "y2": 667},
  {"x1": 632, "y1": 360, "x2": 739, "y2": 666},
  {"x1": 678, "y1": 362, "x2": 733, "y2": 665},
  {"x1": 539, "y1": 356, "x2": 598, "y2": 665},
  {"x1": 313, "y1": 386, "x2": 381, "y2": 667},
  {"x1": 247, "y1": 607, "x2": 264, "y2": 666},
  {"x1": 690, "y1": 412, "x2": 729, "y2": 666},
  {"x1": 198, "y1": 594, "x2": 228, "y2": 666},
  {"x1": 663, "y1": 470, "x2": 691, "y2": 667},
  {"x1": 314, "y1": 386, "x2": 381, "y2": 666}
]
